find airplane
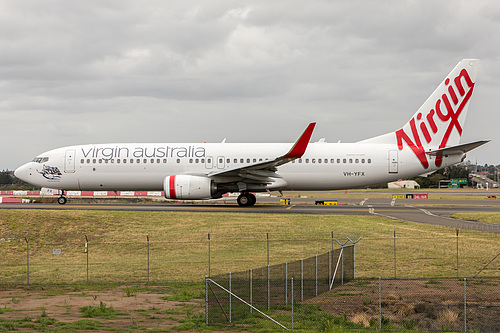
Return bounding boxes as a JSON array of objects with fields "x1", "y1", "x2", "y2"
[{"x1": 15, "y1": 59, "x2": 489, "y2": 206}]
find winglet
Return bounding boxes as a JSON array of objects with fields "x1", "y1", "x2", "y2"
[{"x1": 282, "y1": 122, "x2": 316, "y2": 159}]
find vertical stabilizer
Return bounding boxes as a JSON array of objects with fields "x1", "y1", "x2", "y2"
[{"x1": 359, "y1": 59, "x2": 480, "y2": 168}]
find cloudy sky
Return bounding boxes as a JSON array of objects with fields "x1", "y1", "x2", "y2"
[{"x1": 1, "y1": 0, "x2": 499, "y2": 170}]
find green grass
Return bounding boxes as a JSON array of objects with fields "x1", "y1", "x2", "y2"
[
  {"x1": 1, "y1": 210, "x2": 498, "y2": 283},
  {"x1": 79, "y1": 301, "x2": 121, "y2": 318}
]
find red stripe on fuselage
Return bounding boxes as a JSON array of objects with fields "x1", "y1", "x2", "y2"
[{"x1": 169, "y1": 176, "x2": 176, "y2": 199}]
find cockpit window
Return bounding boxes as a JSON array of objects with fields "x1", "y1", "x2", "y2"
[{"x1": 32, "y1": 157, "x2": 49, "y2": 163}]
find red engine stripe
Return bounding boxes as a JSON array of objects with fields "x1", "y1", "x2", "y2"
[{"x1": 169, "y1": 176, "x2": 176, "y2": 199}]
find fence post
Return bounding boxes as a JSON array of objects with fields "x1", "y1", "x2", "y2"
[
  {"x1": 267, "y1": 232, "x2": 269, "y2": 266},
  {"x1": 464, "y1": 277, "x2": 467, "y2": 333},
  {"x1": 24, "y1": 236, "x2": 29, "y2": 285},
  {"x1": 341, "y1": 247, "x2": 344, "y2": 285},
  {"x1": 267, "y1": 264, "x2": 270, "y2": 310},
  {"x1": 379, "y1": 277, "x2": 382, "y2": 330},
  {"x1": 331, "y1": 231, "x2": 334, "y2": 253},
  {"x1": 328, "y1": 250, "x2": 331, "y2": 286},
  {"x1": 205, "y1": 276, "x2": 209, "y2": 326},
  {"x1": 147, "y1": 234, "x2": 150, "y2": 283},
  {"x1": 229, "y1": 272, "x2": 231, "y2": 323},
  {"x1": 456, "y1": 229, "x2": 459, "y2": 278},
  {"x1": 346, "y1": 237, "x2": 362, "y2": 281},
  {"x1": 250, "y1": 269, "x2": 253, "y2": 313},
  {"x1": 291, "y1": 277, "x2": 294, "y2": 330},
  {"x1": 300, "y1": 259, "x2": 303, "y2": 302},
  {"x1": 393, "y1": 229, "x2": 397, "y2": 279},
  {"x1": 315, "y1": 255, "x2": 318, "y2": 296},
  {"x1": 85, "y1": 235, "x2": 89, "y2": 283},
  {"x1": 208, "y1": 233, "x2": 211, "y2": 277},
  {"x1": 285, "y1": 262, "x2": 288, "y2": 306}
]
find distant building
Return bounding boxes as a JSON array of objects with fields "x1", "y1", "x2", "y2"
[{"x1": 388, "y1": 180, "x2": 421, "y2": 189}]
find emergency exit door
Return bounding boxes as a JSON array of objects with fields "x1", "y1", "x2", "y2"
[{"x1": 65, "y1": 150, "x2": 76, "y2": 173}]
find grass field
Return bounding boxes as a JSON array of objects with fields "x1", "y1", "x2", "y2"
[{"x1": 1, "y1": 210, "x2": 498, "y2": 284}]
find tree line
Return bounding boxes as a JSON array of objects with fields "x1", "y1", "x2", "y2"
[{"x1": 0, "y1": 170, "x2": 37, "y2": 190}]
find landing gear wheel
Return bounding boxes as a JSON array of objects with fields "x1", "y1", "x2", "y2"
[
  {"x1": 57, "y1": 196, "x2": 67, "y2": 205},
  {"x1": 248, "y1": 193, "x2": 256, "y2": 206},
  {"x1": 237, "y1": 192, "x2": 256, "y2": 207}
]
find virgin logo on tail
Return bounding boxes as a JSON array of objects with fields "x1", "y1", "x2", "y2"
[{"x1": 395, "y1": 68, "x2": 475, "y2": 169}]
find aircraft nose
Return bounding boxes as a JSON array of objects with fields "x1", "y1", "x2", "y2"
[{"x1": 14, "y1": 164, "x2": 28, "y2": 182}]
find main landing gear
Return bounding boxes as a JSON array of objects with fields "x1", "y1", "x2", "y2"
[
  {"x1": 237, "y1": 192, "x2": 256, "y2": 207},
  {"x1": 57, "y1": 190, "x2": 67, "y2": 205}
]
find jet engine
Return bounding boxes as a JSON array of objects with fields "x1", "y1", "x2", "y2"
[{"x1": 164, "y1": 175, "x2": 218, "y2": 200}]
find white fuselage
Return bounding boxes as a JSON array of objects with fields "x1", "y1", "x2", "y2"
[{"x1": 14, "y1": 141, "x2": 463, "y2": 192}]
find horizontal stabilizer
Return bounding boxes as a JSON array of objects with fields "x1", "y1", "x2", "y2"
[{"x1": 426, "y1": 140, "x2": 490, "y2": 156}]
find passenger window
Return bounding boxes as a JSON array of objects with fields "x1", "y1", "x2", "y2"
[
  {"x1": 343, "y1": 159, "x2": 346, "y2": 163},
  {"x1": 177, "y1": 159, "x2": 181, "y2": 163},
  {"x1": 368, "y1": 159, "x2": 372, "y2": 163},
  {"x1": 93, "y1": 159, "x2": 97, "y2": 164},
  {"x1": 349, "y1": 159, "x2": 352, "y2": 163},
  {"x1": 151, "y1": 159, "x2": 154, "y2": 163},
  {"x1": 123, "y1": 159, "x2": 126, "y2": 163},
  {"x1": 196, "y1": 159, "x2": 199, "y2": 163},
  {"x1": 163, "y1": 159, "x2": 167, "y2": 163},
  {"x1": 117, "y1": 159, "x2": 121, "y2": 164},
  {"x1": 157, "y1": 159, "x2": 160, "y2": 164},
  {"x1": 189, "y1": 159, "x2": 193, "y2": 163},
  {"x1": 355, "y1": 159, "x2": 359, "y2": 163},
  {"x1": 253, "y1": 158, "x2": 256, "y2": 162},
  {"x1": 312, "y1": 158, "x2": 316, "y2": 163},
  {"x1": 227, "y1": 158, "x2": 230, "y2": 163},
  {"x1": 81, "y1": 159, "x2": 85, "y2": 164},
  {"x1": 130, "y1": 159, "x2": 133, "y2": 163},
  {"x1": 247, "y1": 158, "x2": 250, "y2": 163},
  {"x1": 144, "y1": 159, "x2": 147, "y2": 163},
  {"x1": 111, "y1": 159, "x2": 114, "y2": 163},
  {"x1": 318, "y1": 159, "x2": 321, "y2": 163},
  {"x1": 305, "y1": 159, "x2": 309, "y2": 163},
  {"x1": 137, "y1": 159, "x2": 140, "y2": 163},
  {"x1": 298, "y1": 159, "x2": 302, "y2": 163},
  {"x1": 362, "y1": 159, "x2": 365, "y2": 163}
]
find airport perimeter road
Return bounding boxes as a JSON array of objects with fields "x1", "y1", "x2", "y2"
[{"x1": 1, "y1": 196, "x2": 500, "y2": 233}]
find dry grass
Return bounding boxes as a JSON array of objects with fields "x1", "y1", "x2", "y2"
[
  {"x1": 394, "y1": 302, "x2": 415, "y2": 316},
  {"x1": 351, "y1": 312, "x2": 370, "y2": 327},
  {"x1": 0, "y1": 209, "x2": 499, "y2": 283},
  {"x1": 438, "y1": 308, "x2": 459, "y2": 324}
]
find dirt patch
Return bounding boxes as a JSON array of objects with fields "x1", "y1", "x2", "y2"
[
  {"x1": 0, "y1": 285, "x2": 204, "y2": 331},
  {"x1": 308, "y1": 278, "x2": 500, "y2": 332}
]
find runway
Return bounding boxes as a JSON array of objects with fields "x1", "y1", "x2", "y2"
[{"x1": 1, "y1": 193, "x2": 500, "y2": 233}]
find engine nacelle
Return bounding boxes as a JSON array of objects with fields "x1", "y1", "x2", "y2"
[{"x1": 164, "y1": 175, "x2": 216, "y2": 200}]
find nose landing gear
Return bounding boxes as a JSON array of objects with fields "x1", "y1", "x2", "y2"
[{"x1": 57, "y1": 190, "x2": 67, "y2": 205}]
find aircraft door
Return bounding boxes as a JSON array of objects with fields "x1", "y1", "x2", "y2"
[
  {"x1": 205, "y1": 156, "x2": 213, "y2": 169},
  {"x1": 65, "y1": 150, "x2": 76, "y2": 173},
  {"x1": 217, "y1": 156, "x2": 225, "y2": 169},
  {"x1": 388, "y1": 150, "x2": 398, "y2": 173}
]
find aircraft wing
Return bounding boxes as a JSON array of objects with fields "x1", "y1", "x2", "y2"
[
  {"x1": 425, "y1": 140, "x2": 490, "y2": 156},
  {"x1": 207, "y1": 123, "x2": 316, "y2": 184}
]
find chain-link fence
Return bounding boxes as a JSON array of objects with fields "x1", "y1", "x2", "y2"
[
  {"x1": 206, "y1": 245, "x2": 355, "y2": 328},
  {"x1": 0, "y1": 230, "x2": 498, "y2": 284},
  {"x1": 310, "y1": 277, "x2": 500, "y2": 332}
]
